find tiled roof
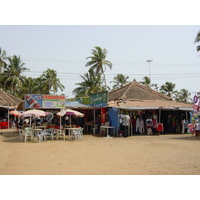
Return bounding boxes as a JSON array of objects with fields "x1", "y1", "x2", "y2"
[
  {"x1": 108, "y1": 80, "x2": 172, "y2": 101},
  {"x1": 108, "y1": 80, "x2": 192, "y2": 110},
  {"x1": 0, "y1": 88, "x2": 22, "y2": 108}
]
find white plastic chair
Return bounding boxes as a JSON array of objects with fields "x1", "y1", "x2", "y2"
[
  {"x1": 91, "y1": 124, "x2": 98, "y2": 135},
  {"x1": 75, "y1": 128, "x2": 84, "y2": 140},
  {"x1": 38, "y1": 130, "x2": 47, "y2": 142},
  {"x1": 11, "y1": 122, "x2": 17, "y2": 131},
  {"x1": 18, "y1": 129, "x2": 25, "y2": 142},
  {"x1": 56, "y1": 129, "x2": 65, "y2": 140},
  {"x1": 24, "y1": 128, "x2": 34, "y2": 142},
  {"x1": 45, "y1": 129, "x2": 54, "y2": 140}
]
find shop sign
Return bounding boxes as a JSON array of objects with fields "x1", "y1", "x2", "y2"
[
  {"x1": 25, "y1": 94, "x2": 43, "y2": 108},
  {"x1": 25, "y1": 94, "x2": 65, "y2": 109},
  {"x1": 89, "y1": 91, "x2": 108, "y2": 107},
  {"x1": 193, "y1": 95, "x2": 200, "y2": 111},
  {"x1": 42, "y1": 95, "x2": 65, "y2": 108}
]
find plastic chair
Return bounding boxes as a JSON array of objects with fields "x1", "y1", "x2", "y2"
[
  {"x1": 56, "y1": 129, "x2": 65, "y2": 140},
  {"x1": 11, "y1": 122, "x2": 17, "y2": 131},
  {"x1": 75, "y1": 128, "x2": 84, "y2": 140},
  {"x1": 38, "y1": 130, "x2": 47, "y2": 142},
  {"x1": 91, "y1": 124, "x2": 98, "y2": 135},
  {"x1": 24, "y1": 128, "x2": 34, "y2": 142},
  {"x1": 44, "y1": 129, "x2": 54, "y2": 140},
  {"x1": 100, "y1": 122, "x2": 110, "y2": 136},
  {"x1": 18, "y1": 129, "x2": 25, "y2": 142}
]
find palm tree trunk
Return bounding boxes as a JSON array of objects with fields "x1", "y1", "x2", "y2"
[{"x1": 103, "y1": 72, "x2": 107, "y2": 90}]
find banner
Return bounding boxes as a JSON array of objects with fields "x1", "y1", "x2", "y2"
[
  {"x1": 25, "y1": 95, "x2": 65, "y2": 109},
  {"x1": 42, "y1": 95, "x2": 65, "y2": 108},
  {"x1": 89, "y1": 91, "x2": 108, "y2": 107},
  {"x1": 25, "y1": 95, "x2": 42, "y2": 108}
]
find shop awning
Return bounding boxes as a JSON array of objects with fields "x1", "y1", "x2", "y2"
[
  {"x1": 117, "y1": 106, "x2": 193, "y2": 111},
  {"x1": 118, "y1": 107, "x2": 160, "y2": 110}
]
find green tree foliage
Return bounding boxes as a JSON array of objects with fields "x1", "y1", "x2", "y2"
[
  {"x1": 159, "y1": 82, "x2": 176, "y2": 97},
  {"x1": 194, "y1": 30, "x2": 200, "y2": 54},
  {"x1": 2, "y1": 55, "x2": 29, "y2": 96},
  {"x1": 110, "y1": 74, "x2": 129, "y2": 90},
  {"x1": 174, "y1": 89, "x2": 191, "y2": 103},
  {"x1": 72, "y1": 69, "x2": 105, "y2": 97},
  {"x1": 0, "y1": 47, "x2": 9, "y2": 73},
  {"x1": 85, "y1": 46, "x2": 112, "y2": 89},
  {"x1": 0, "y1": 47, "x2": 66, "y2": 98},
  {"x1": 40, "y1": 68, "x2": 65, "y2": 95},
  {"x1": 139, "y1": 76, "x2": 151, "y2": 88}
]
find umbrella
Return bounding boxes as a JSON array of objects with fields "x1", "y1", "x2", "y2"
[
  {"x1": 9, "y1": 110, "x2": 22, "y2": 117},
  {"x1": 21, "y1": 109, "x2": 46, "y2": 117},
  {"x1": 57, "y1": 109, "x2": 84, "y2": 127},
  {"x1": 21, "y1": 109, "x2": 47, "y2": 127},
  {"x1": 57, "y1": 109, "x2": 84, "y2": 117},
  {"x1": 9, "y1": 110, "x2": 22, "y2": 124}
]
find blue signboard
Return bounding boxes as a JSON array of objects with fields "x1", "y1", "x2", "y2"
[{"x1": 25, "y1": 95, "x2": 43, "y2": 108}]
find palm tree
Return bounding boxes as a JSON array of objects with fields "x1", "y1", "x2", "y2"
[
  {"x1": 85, "y1": 46, "x2": 112, "y2": 89},
  {"x1": 174, "y1": 89, "x2": 191, "y2": 103},
  {"x1": 3, "y1": 55, "x2": 29, "y2": 96},
  {"x1": 194, "y1": 30, "x2": 200, "y2": 54},
  {"x1": 73, "y1": 69, "x2": 105, "y2": 97},
  {"x1": 0, "y1": 47, "x2": 9, "y2": 73},
  {"x1": 21, "y1": 77, "x2": 39, "y2": 94},
  {"x1": 40, "y1": 68, "x2": 65, "y2": 94},
  {"x1": 159, "y1": 82, "x2": 176, "y2": 97},
  {"x1": 140, "y1": 76, "x2": 151, "y2": 88},
  {"x1": 110, "y1": 74, "x2": 129, "y2": 89},
  {"x1": 151, "y1": 83, "x2": 159, "y2": 91}
]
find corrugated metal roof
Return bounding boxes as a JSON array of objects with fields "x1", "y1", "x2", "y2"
[{"x1": 65, "y1": 101, "x2": 92, "y2": 108}]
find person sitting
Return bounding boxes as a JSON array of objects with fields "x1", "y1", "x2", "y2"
[
  {"x1": 41, "y1": 120, "x2": 47, "y2": 128},
  {"x1": 22, "y1": 122, "x2": 27, "y2": 129}
]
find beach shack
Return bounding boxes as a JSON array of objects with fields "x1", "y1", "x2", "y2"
[
  {"x1": 107, "y1": 80, "x2": 193, "y2": 136},
  {"x1": 65, "y1": 92, "x2": 109, "y2": 134},
  {"x1": 0, "y1": 88, "x2": 23, "y2": 129}
]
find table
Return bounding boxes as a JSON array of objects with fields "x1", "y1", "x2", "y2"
[
  {"x1": 100, "y1": 126, "x2": 115, "y2": 137},
  {"x1": 36, "y1": 126, "x2": 47, "y2": 129},
  {"x1": 64, "y1": 127, "x2": 82, "y2": 140}
]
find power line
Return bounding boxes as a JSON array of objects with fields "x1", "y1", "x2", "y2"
[{"x1": 21, "y1": 57, "x2": 200, "y2": 66}]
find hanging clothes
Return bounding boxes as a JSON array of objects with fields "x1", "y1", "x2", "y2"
[
  {"x1": 182, "y1": 119, "x2": 186, "y2": 133},
  {"x1": 136, "y1": 117, "x2": 140, "y2": 133},
  {"x1": 139, "y1": 118, "x2": 145, "y2": 134},
  {"x1": 131, "y1": 116, "x2": 136, "y2": 134},
  {"x1": 156, "y1": 123, "x2": 164, "y2": 133},
  {"x1": 152, "y1": 115, "x2": 158, "y2": 128}
]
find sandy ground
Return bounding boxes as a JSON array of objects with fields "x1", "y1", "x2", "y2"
[{"x1": 1, "y1": 129, "x2": 200, "y2": 175}]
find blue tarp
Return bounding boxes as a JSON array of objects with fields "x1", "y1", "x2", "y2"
[{"x1": 108, "y1": 107, "x2": 119, "y2": 135}]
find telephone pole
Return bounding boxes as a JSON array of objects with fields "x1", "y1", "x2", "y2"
[{"x1": 146, "y1": 60, "x2": 153, "y2": 84}]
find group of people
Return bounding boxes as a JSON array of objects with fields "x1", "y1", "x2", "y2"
[
  {"x1": 17, "y1": 118, "x2": 48, "y2": 130},
  {"x1": 118, "y1": 111, "x2": 163, "y2": 137}
]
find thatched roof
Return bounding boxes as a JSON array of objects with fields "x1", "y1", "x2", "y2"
[
  {"x1": 108, "y1": 80, "x2": 192, "y2": 110},
  {"x1": 109, "y1": 80, "x2": 172, "y2": 101},
  {"x1": 0, "y1": 88, "x2": 22, "y2": 108}
]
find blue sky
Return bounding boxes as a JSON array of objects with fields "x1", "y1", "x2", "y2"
[
  {"x1": 1, "y1": 25, "x2": 200, "y2": 98},
  {"x1": 1, "y1": 1, "x2": 200, "y2": 99}
]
